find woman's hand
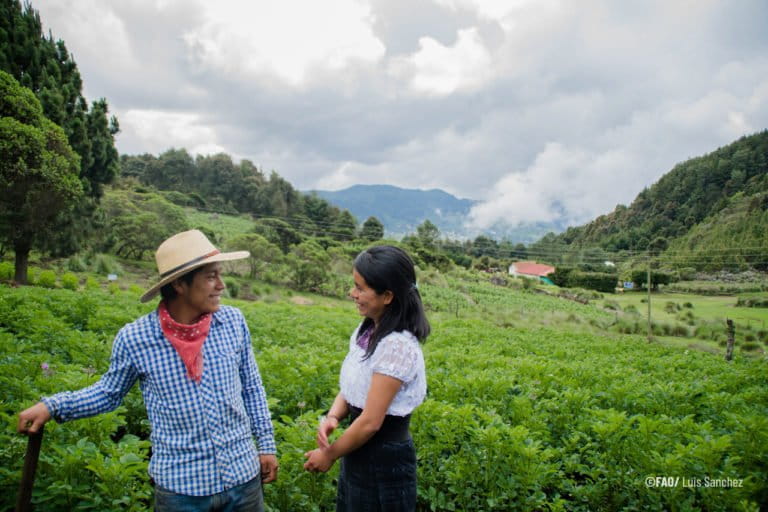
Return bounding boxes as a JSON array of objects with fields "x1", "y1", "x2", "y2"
[
  {"x1": 317, "y1": 415, "x2": 339, "y2": 449},
  {"x1": 303, "y1": 448, "x2": 335, "y2": 473}
]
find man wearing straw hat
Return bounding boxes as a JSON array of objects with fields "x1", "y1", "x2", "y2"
[{"x1": 18, "y1": 229, "x2": 278, "y2": 511}]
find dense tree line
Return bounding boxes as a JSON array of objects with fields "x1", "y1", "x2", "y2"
[
  {"x1": 120, "y1": 150, "x2": 364, "y2": 242},
  {"x1": 0, "y1": 0, "x2": 119, "y2": 275}
]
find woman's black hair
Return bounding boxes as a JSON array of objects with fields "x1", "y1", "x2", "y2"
[
  {"x1": 159, "y1": 266, "x2": 205, "y2": 302},
  {"x1": 354, "y1": 245, "x2": 430, "y2": 359}
]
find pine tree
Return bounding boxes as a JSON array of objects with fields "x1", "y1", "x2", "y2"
[
  {"x1": 0, "y1": 71, "x2": 82, "y2": 282},
  {"x1": 0, "y1": 0, "x2": 119, "y2": 255}
]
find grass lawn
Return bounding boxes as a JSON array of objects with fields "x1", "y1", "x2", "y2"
[{"x1": 609, "y1": 291, "x2": 768, "y2": 327}]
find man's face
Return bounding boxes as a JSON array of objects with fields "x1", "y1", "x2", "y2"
[{"x1": 176, "y1": 262, "x2": 226, "y2": 316}]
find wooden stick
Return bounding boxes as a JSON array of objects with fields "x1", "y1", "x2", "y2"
[
  {"x1": 16, "y1": 426, "x2": 44, "y2": 512},
  {"x1": 725, "y1": 319, "x2": 735, "y2": 362}
]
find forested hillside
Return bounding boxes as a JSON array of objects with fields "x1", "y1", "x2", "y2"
[
  {"x1": 120, "y1": 151, "x2": 360, "y2": 241},
  {"x1": 548, "y1": 131, "x2": 768, "y2": 269}
]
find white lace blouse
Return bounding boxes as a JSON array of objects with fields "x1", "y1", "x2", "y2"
[{"x1": 339, "y1": 324, "x2": 427, "y2": 417}]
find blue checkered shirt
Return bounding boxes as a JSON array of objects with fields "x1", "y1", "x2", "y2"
[{"x1": 42, "y1": 305, "x2": 276, "y2": 496}]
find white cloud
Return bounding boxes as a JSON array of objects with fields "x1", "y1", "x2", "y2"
[
  {"x1": 119, "y1": 110, "x2": 227, "y2": 156},
  {"x1": 468, "y1": 143, "x2": 645, "y2": 229},
  {"x1": 390, "y1": 27, "x2": 493, "y2": 95},
  {"x1": 184, "y1": 0, "x2": 385, "y2": 86},
  {"x1": 434, "y1": 0, "x2": 550, "y2": 28}
]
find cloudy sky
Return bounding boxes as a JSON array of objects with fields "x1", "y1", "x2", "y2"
[{"x1": 33, "y1": 0, "x2": 768, "y2": 230}]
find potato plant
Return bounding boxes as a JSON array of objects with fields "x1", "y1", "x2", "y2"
[{"x1": 1, "y1": 279, "x2": 766, "y2": 511}]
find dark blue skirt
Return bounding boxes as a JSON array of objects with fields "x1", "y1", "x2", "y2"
[{"x1": 336, "y1": 436, "x2": 417, "y2": 512}]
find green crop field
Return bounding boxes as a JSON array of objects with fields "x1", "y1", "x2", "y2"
[{"x1": 1, "y1": 272, "x2": 766, "y2": 511}]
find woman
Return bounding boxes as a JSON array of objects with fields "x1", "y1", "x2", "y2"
[{"x1": 304, "y1": 245, "x2": 430, "y2": 511}]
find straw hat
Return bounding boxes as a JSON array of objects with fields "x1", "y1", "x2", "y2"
[{"x1": 140, "y1": 229, "x2": 249, "y2": 303}]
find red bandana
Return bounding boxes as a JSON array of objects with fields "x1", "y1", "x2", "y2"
[{"x1": 158, "y1": 301, "x2": 212, "y2": 382}]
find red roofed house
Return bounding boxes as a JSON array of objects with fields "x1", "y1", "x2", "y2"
[{"x1": 508, "y1": 261, "x2": 556, "y2": 282}]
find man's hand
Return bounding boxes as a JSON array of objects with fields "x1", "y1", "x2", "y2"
[
  {"x1": 259, "y1": 454, "x2": 278, "y2": 483},
  {"x1": 17, "y1": 402, "x2": 51, "y2": 434}
]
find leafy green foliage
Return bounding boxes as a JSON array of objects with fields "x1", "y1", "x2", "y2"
[
  {"x1": 549, "y1": 266, "x2": 618, "y2": 293},
  {"x1": 0, "y1": 71, "x2": 83, "y2": 283},
  {"x1": 1, "y1": 273, "x2": 766, "y2": 510},
  {"x1": 0, "y1": 0, "x2": 119, "y2": 257},
  {"x1": 37, "y1": 270, "x2": 57, "y2": 288},
  {"x1": 59, "y1": 272, "x2": 79, "y2": 291},
  {"x1": 96, "y1": 188, "x2": 188, "y2": 259},
  {"x1": 288, "y1": 240, "x2": 331, "y2": 292},
  {"x1": 119, "y1": 152, "x2": 359, "y2": 243},
  {"x1": 360, "y1": 216, "x2": 384, "y2": 241},
  {"x1": 0, "y1": 261, "x2": 13, "y2": 281},
  {"x1": 630, "y1": 269, "x2": 675, "y2": 290},
  {"x1": 226, "y1": 233, "x2": 282, "y2": 279}
]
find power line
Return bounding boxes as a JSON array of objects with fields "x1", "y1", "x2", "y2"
[{"x1": 184, "y1": 207, "x2": 768, "y2": 268}]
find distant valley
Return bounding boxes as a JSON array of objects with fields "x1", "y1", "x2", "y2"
[{"x1": 309, "y1": 184, "x2": 567, "y2": 242}]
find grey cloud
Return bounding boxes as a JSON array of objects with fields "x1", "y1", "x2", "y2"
[
  {"x1": 368, "y1": 0, "x2": 503, "y2": 56},
  {"x1": 31, "y1": 0, "x2": 768, "y2": 226}
]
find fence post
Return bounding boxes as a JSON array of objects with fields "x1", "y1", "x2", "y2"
[
  {"x1": 646, "y1": 257, "x2": 652, "y2": 342},
  {"x1": 725, "y1": 319, "x2": 735, "y2": 362}
]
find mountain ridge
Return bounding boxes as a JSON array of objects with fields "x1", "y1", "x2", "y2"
[
  {"x1": 545, "y1": 130, "x2": 768, "y2": 270},
  {"x1": 308, "y1": 184, "x2": 566, "y2": 242}
]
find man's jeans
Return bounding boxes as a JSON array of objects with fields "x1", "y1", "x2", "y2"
[{"x1": 154, "y1": 477, "x2": 264, "y2": 512}]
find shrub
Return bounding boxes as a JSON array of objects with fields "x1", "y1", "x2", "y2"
[
  {"x1": 225, "y1": 278, "x2": 240, "y2": 298},
  {"x1": 569, "y1": 271, "x2": 618, "y2": 293},
  {"x1": 550, "y1": 266, "x2": 574, "y2": 287},
  {"x1": 60, "y1": 272, "x2": 80, "y2": 290},
  {"x1": 92, "y1": 254, "x2": 123, "y2": 275},
  {"x1": 85, "y1": 276, "x2": 101, "y2": 290},
  {"x1": 740, "y1": 342, "x2": 760, "y2": 351},
  {"x1": 683, "y1": 302, "x2": 694, "y2": 309},
  {"x1": 66, "y1": 254, "x2": 88, "y2": 272},
  {"x1": 671, "y1": 324, "x2": 689, "y2": 337},
  {"x1": 37, "y1": 270, "x2": 57, "y2": 288},
  {"x1": 664, "y1": 301, "x2": 679, "y2": 314},
  {"x1": 0, "y1": 261, "x2": 13, "y2": 281},
  {"x1": 603, "y1": 300, "x2": 620, "y2": 311},
  {"x1": 630, "y1": 269, "x2": 675, "y2": 290},
  {"x1": 623, "y1": 304, "x2": 639, "y2": 315},
  {"x1": 736, "y1": 296, "x2": 768, "y2": 308},
  {"x1": 27, "y1": 266, "x2": 41, "y2": 285}
]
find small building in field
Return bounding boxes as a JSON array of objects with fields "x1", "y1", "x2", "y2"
[{"x1": 508, "y1": 261, "x2": 556, "y2": 282}]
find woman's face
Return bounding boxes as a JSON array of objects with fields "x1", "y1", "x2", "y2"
[{"x1": 349, "y1": 269, "x2": 392, "y2": 324}]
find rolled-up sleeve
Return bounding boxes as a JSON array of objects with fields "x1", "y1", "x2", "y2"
[
  {"x1": 239, "y1": 316, "x2": 276, "y2": 454},
  {"x1": 42, "y1": 329, "x2": 138, "y2": 422}
]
